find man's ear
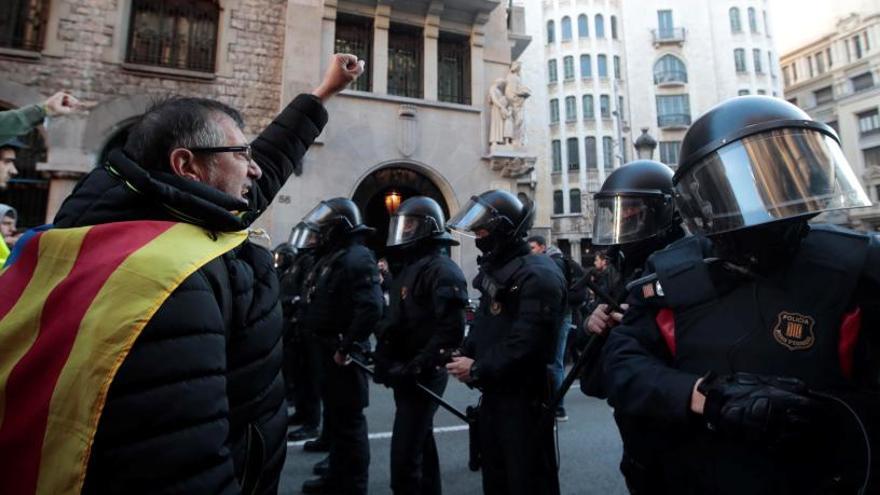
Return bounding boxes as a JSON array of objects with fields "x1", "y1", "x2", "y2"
[{"x1": 169, "y1": 148, "x2": 206, "y2": 182}]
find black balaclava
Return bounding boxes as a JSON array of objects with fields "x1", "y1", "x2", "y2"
[{"x1": 712, "y1": 218, "x2": 812, "y2": 275}]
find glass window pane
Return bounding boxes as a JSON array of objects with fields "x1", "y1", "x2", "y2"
[{"x1": 388, "y1": 24, "x2": 423, "y2": 98}]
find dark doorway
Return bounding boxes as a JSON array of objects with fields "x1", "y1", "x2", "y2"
[
  {"x1": 352, "y1": 166, "x2": 449, "y2": 260},
  {"x1": 0, "y1": 104, "x2": 48, "y2": 229}
]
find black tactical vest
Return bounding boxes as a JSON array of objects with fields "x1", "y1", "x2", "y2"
[{"x1": 652, "y1": 227, "x2": 869, "y2": 389}]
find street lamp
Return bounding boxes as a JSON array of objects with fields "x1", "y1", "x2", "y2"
[{"x1": 634, "y1": 128, "x2": 658, "y2": 160}]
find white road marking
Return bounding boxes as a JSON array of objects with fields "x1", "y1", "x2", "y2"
[{"x1": 286, "y1": 424, "x2": 469, "y2": 448}]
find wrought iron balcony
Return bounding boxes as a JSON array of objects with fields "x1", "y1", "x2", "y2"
[
  {"x1": 657, "y1": 113, "x2": 692, "y2": 128},
  {"x1": 652, "y1": 27, "x2": 686, "y2": 45},
  {"x1": 654, "y1": 70, "x2": 688, "y2": 86}
]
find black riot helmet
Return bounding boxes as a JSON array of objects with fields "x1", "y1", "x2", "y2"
[
  {"x1": 674, "y1": 95, "x2": 870, "y2": 237},
  {"x1": 593, "y1": 160, "x2": 677, "y2": 246},
  {"x1": 448, "y1": 189, "x2": 534, "y2": 256},
  {"x1": 289, "y1": 221, "x2": 319, "y2": 250},
  {"x1": 386, "y1": 196, "x2": 457, "y2": 248},
  {"x1": 448, "y1": 189, "x2": 534, "y2": 238},
  {"x1": 300, "y1": 197, "x2": 374, "y2": 248},
  {"x1": 273, "y1": 243, "x2": 296, "y2": 271}
]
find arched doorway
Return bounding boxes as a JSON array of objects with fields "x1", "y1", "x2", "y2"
[
  {"x1": 0, "y1": 104, "x2": 48, "y2": 229},
  {"x1": 351, "y1": 165, "x2": 450, "y2": 259}
]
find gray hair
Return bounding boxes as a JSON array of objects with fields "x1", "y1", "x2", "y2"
[{"x1": 123, "y1": 97, "x2": 244, "y2": 172}]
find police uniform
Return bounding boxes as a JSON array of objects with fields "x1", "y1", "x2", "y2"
[
  {"x1": 464, "y1": 243, "x2": 566, "y2": 495},
  {"x1": 302, "y1": 239, "x2": 383, "y2": 494},
  {"x1": 280, "y1": 250, "x2": 322, "y2": 430},
  {"x1": 603, "y1": 96, "x2": 880, "y2": 495},
  {"x1": 375, "y1": 247, "x2": 467, "y2": 494}
]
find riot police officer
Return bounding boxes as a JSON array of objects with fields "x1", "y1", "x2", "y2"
[
  {"x1": 298, "y1": 198, "x2": 384, "y2": 495},
  {"x1": 374, "y1": 196, "x2": 467, "y2": 495},
  {"x1": 603, "y1": 96, "x2": 880, "y2": 494},
  {"x1": 283, "y1": 222, "x2": 323, "y2": 440},
  {"x1": 274, "y1": 241, "x2": 300, "y2": 414},
  {"x1": 446, "y1": 190, "x2": 565, "y2": 495},
  {"x1": 580, "y1": 160, "x2": 684, "y2": 493}
]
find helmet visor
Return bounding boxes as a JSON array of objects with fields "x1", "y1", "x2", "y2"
[
  {"x1": 386, "y1": 215, "x2": 438, "y2": 247},
  {"x1": 675, "y1": 129, "x2": 871, "y2": 236},
  {"x1": 302, "y1": 203, "x2": 337, "y2": 226},
  {"x1": 447, "y1": 198, "x2": 494, "y2": 238},
  {"x1": 290, "y1": 222, "x2": 320, "y2": 249},
  {"x1": 593, "y1": 195, "x2": 671, "y2": 246}
]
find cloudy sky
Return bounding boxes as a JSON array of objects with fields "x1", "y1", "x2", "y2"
[{"x1": 770, "y1": 0, "x2": 879, "y2": 55}]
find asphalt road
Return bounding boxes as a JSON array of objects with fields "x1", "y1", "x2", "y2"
[{"x1": 280, "y1": 376, "x2": 629, "y2": 495}]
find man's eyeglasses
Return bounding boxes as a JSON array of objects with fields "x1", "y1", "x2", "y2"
[{"x1": 190, "y1": 144, "x2": 253, "y2": 162}]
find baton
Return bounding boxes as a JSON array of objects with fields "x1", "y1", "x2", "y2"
[
  {"x1": 570, "y1": 273, "x2": 625, "y2": 314},
  {"x1": 348, "y1": 356, "x2": 469, "y2": 423},
  {"x1": 546, "y1": 275, "x2": 624, "y2": 412}
]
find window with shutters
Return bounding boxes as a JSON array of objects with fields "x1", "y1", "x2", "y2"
[
  {"x1": 388, "y1": 23, "x2": 423, "y2": 98},
  {"x1": 0, "y1": 0, "x2": 50, "y2": 51},
  {"x1": 126, "y1": 0, "x2": 220, "y2": 72},
  {"x1": 335, "y1": 14, "x2": 373, "y2": 91}
]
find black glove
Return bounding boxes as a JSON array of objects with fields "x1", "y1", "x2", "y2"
[
  {"x1": 373, "y1": 360, "x2": 417, "y2": 388},
  {"x1": 698, "y1": 372, "x2": 825, "y2": 447}
]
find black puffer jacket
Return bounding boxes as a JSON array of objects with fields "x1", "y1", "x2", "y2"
[{"x1": 56, "y1": 94, "x2": 328, "y2": 495}]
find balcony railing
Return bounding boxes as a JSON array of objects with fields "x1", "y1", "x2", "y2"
[
  {"x1": 652, "y1": 27, "x2": 686, "y2": 45},
  {"x1": 654, "y1": 70, "x2": 688, "y2": 85},
  {"x1": 658, "y1": 113, "x2": 692, "y2": 128}
]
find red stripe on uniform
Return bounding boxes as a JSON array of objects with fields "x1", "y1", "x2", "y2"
[
  {"x1": 0, "y1": 221, "x2": 175, "y2": 494},
  {"x1": 838, "y1": 307, "x2": 862, "y2": 379},
  {"x1": 656, "y1": 308, "x2": 676, "y2": 357},
  {"x1": 0, "y1": 232, "x2": 45, "y2": 321}
]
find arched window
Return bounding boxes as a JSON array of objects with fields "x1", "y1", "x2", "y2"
[
  {"x1": 611, "y1": 16, "x2": 618, "y2": 39},
  {"x1": 597, "y1": 54, "x2": 608, "y2": 77},
  {"x1": 595, "y1": 14, "x2": 605, "y2": 38},
  {"x1": 561, "y1": 16, "x2": 572, "y2": 41},
  {"x1": 580, "y1": 54, "x2": 592, "y2": 78},
  {"x1": 729, "y1": 7, "x2": 741, "y2": 33},
  {"x1": 553, "y1": 190, "x2": 564, "y2": 214},
  {"x1": 127, "y1": 0, "x2": 221, "y2": 72},
  {"x1": 748, "y1": 7, "x2": 758, "y2": 33},
  {"x1": 578, "y1": 14, "x2": 589, "y2": 38},
  {"x1": 547, "y1": 20, "x2": 555, "y2": 43},
  {"x1": 567, "y1": 137, "x2": 579, "y2": 169},
  {"x1": 548, "y1": 59, "x2": 558, "y2": 83},
  {"x1": 569, "y1": 189, "x2": 582, "y2": 213},
  {"x1": 653, "y1": 54, "x2": 688, "y2": 84}
]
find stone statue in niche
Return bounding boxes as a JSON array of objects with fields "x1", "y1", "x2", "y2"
[
  {"x1": 504, "y1": 62, "x2": 530, "y2": 146},
  {"x1": 488, "y1": 62, "x2": 531, "y2": 147},
  {"x1": 489, "y1": 78, "x2": 513, "y2": 145}
]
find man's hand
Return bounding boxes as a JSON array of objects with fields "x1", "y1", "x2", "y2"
[
  {"x1": 446, "y1": 356, "x2": 475, "y2": 383},
  {"x1": 43, "y1": 91, "x2": 82, "y2": 116},
  {"x1": 696, "y1": 372, "x2": 825, "y2": 446},
  {"x1": 333, "y1": 350, "x2": 351, "y2": 366},
  {"x1": 585, "y1": 303, "x2": 628, "y2": 336},
  {"x1": 312, "y1": 54, "x2": 365, "y2": 102}
]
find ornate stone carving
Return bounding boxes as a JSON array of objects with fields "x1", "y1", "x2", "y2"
[{"x1": 397, "y1": 104, "x2": 418, "y2": 157}]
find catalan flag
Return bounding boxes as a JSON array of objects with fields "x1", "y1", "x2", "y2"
[{"x1": 0, "y1": 221, "x2": 246, "y2": 494}]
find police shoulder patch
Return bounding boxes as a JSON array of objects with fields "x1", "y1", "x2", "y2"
[{"x1": 772, "y1": 311, "x2": 816, "y2": 351}]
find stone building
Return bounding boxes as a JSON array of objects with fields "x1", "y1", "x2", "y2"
[
  {"x1": 0, "y1": 0, "x2": 532, "y2": 281},
  {"x1": 520, "y1": 0, "x2": 782, "y2": 263},
  {"x1": 780, "y1": 10, "x2": 880, "y2": 230}
]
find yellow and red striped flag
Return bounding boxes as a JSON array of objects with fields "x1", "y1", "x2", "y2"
[{"x1": 0, "y1": 220, "x2": 246, "y2": 494}]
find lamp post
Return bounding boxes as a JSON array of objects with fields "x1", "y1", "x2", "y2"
[
  {"x1": 384, "y1": 190, "x2": 402, "y2": 215},
  {"x1": 634, "y1": 128, "x2": 658, "y2": 160}
]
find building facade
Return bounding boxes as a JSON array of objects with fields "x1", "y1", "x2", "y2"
[
  {"x1": 521, "y1": 0, "x2": 781, "y2": 263},
  {"x1": 780, "y1": 11, "x2": 880, "y2": 230},
  {"x1": 0, "y1": 0, "x2": 530, "y2": 282}
]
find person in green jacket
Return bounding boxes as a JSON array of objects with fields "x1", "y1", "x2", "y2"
[
  {"x1": 0, "y1": 91, "x2": 82, "y2": 191},
  {"x1": 0, "y1": 91, "x2": 82, "y2": 143}
]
